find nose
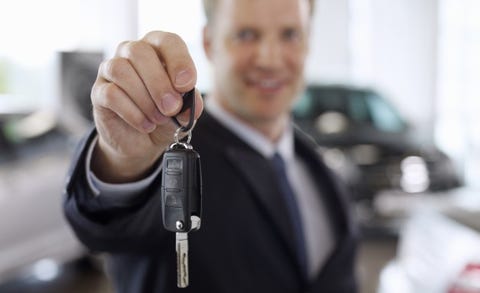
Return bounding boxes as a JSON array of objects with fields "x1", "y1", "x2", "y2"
[{"x1": 255, "y1": 37, "x2": 283, "y2": 69}]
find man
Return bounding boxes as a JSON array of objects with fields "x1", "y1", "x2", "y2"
[{"x1": 63, "y1": 0, "x2": 358, "y2": 292}]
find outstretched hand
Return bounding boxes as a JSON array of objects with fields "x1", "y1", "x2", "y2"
[{"x1": 90, "y1": 31, "x2": 204, "y2": 183}]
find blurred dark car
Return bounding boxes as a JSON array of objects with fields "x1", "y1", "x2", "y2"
[{"x1": 292, "y1": 85, "x2": 462, "y2": 202}]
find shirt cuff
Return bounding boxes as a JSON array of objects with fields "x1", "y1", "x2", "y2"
[{"x1": 85, "y1": 135, "x2": 162, "y2": 205}]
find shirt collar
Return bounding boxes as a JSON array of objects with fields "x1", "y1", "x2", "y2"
[{"x1": 205, "y1": 97, "x2": 294, "y2": 161}]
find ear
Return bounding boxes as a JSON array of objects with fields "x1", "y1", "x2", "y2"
[{"x1": 202, "y1": 26, "x2": 213, "y2": 61}]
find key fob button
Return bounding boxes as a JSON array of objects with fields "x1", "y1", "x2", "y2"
[
  {"x1": 167, "y1": 158, "x2": 183, "y2": 170},
  {"x1": 166, "y1": 175, "x2": 182, "y2": 189},
  {"x1": 165, "y1": 194, "x2": 181, "y2": 207}
]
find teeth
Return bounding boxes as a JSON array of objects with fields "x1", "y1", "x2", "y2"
[{"x1": 259, "y1": 80, "x2": 279, "y2": 88}]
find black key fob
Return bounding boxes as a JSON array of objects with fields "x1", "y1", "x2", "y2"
[{"x1": 161, "y1": 143, "x2": 202, "y2": 233}]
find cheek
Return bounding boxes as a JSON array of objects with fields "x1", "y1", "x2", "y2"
[
  {"x1": 215, "y1": 50, "x2": 243, "y2": 78},
  {"x1": 227, "y1": 51, "x2": 251, "y2": 76},
  {"x1": 288, "y1": 51, "x2": 306, "y2": 72}
]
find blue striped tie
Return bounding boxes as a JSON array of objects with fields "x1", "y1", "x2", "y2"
[{"x1": 271, "y1": 153, "x2": 308, "y2": 278}]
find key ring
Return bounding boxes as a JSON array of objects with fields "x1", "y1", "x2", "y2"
[
  {"x1": 174, "y1": 125, "x2": 193, "y2": 145},
  {"x1": 171, "y1": 88, "x2": 196, "y2": 133},
  {"x1": 170, "y1": 119, "x2": 196, "y2": 150}
]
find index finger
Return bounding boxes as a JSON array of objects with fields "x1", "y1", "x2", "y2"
[{"x1": 142, "y1": 31, "x2": 197, "y2": 93}]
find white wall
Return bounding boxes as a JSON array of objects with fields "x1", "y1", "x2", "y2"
[
  {"x1": 306, "y1": 0, "x2": 351, "y2": 84},
  {"x1": 368, "y1": 0, "x2": 438, "y2": 137}
]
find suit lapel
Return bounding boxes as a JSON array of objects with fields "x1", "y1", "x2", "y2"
[
  {"x1": 224, "y1": 146, "x2": 302, "y2": 272},
  {"x1": 294, "y1": 128, "x2": 355, "y2": 239}
]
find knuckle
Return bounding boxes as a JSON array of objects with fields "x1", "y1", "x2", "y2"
[
  {"x1": 147, "y1": 31, "x2": 184, "y2": 49},
  {"x1": 163, "y1": 32, "x2": 184, "y2": 48},
  {"x1": 123, "y1": 40, "x2": 149, "y2": 58},
  {"x1": 103, "y1": 58, "x2": 129, "y2": 81},
  {"x1": 90, "y1": 83, "x2": 99, "y2": 102},
  {"x1": 91, "y1": 81, "x2": 105, "y2": 102},
  {"x1": 163, "y1": 31, "x2": 182, "y2": 42},
  {"x1": 143, "y1": 30, "x2": 162, "y2": 40},
  {"x1": 131, "y1": 113, "x2": 147, "y2": 129},
  {"x1": 116, "y1": 40, "x2": 130, "y2": 52},
  {"x1": 96, "y1": 83, "x2": 117, "y2": 107}
]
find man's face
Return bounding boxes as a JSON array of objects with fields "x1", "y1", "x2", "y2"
[{"x1": 204, "y1": 0, "x2": 311, "y2": 126}]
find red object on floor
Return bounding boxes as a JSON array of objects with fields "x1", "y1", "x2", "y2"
[{"x1": 448, "y1": 263, "x2": 480, "y2": 293}]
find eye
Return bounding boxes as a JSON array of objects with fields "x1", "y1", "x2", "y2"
[
  {"x1": 234, "y1": 28, "x2": 258, "y2": 42},
  {"x1": 282, "y1": 28, "x2": 302, "y2": 42}
]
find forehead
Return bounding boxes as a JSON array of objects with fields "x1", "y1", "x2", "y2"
[{"x1": 214, "y1": 0, "x2": 310, "y2": 28}]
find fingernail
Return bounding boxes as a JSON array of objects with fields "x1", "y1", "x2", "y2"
[
  {"x1": 142, "y1": 120, "x2": 156, "y2": 132},
  {"x1": 161, "y1": 93, "x2": 181, "y2": 114},
  {"x1": 175, "y1": 69, "x2": 192, "y2": 87}
]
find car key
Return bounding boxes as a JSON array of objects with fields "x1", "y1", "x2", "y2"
[
  {"x1": 162, "y1": 138, "x2": 202, "y2": 288},
  {"x1": 161, "y1": 89, "x2": 202, "y2": 288},
  {"x1": 176, "y1": 231, "x2": 189, "y2": 287}
]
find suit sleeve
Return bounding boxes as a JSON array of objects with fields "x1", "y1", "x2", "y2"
[{"x1": 62, "y1": 127, "x2": 170, "y2": 254}]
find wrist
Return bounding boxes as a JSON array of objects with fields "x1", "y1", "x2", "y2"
[{"x1": 91, "y1": 138, "x2": 163, "y2": 183}]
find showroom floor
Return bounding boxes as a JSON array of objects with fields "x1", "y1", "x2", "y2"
[{"x1": 357, "y1": 236, "x2": 398, "y2": 293}]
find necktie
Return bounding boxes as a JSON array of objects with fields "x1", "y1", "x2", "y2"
[{"x1": 270, "y1": 153, "x2": 308, "y2": 277}]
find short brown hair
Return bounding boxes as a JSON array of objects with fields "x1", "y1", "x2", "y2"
[{"x1": 202, "y1": 0, "x2": 315, "y2": 25}]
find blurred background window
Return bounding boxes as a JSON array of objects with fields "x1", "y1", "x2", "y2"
[
  {"x1": 436, "y1": 0, "x2": 480, "y2": 188},
  {"x1": 0, "y1": 0, "x2": 137, "y2": 134}
]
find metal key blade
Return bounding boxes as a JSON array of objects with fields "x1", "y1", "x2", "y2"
[{"x1": 176, "y1": 232, "x2": 189, "y2": 288}]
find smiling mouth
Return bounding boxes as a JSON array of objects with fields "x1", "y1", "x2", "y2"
[{"x1": 247, "y1": 78, "x2": 285, "y2": 93}]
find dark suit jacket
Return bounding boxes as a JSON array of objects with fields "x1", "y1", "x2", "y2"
[{"x1": 63, "y1": 112, "x2": 358, "y2": 293}]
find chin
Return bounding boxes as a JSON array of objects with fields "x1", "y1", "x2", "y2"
[{"x1": 249, "y1": 106, "x2": 288, "y2": 122}]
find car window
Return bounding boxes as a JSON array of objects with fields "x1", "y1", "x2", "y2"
[
  {"x1": 347, "y1": 91, "x2": 371, "y2": 124},
  {"x1": 313, "y1": 89, "x2": 347, "y2": 115},
  {"x1": 294, "y1": 88, "x2": 347, "y2": 119},
  {"x1": 365, "y1": 92, "x2": 406, "y2": 132},
  {"x1": 294, "y1": 86, "x2": 409, "y2": 134}
]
